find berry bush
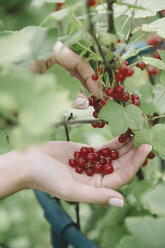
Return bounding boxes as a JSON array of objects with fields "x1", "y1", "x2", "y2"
[{"x1": 0, "y1": 0, "x2": 165, "y2": 248}]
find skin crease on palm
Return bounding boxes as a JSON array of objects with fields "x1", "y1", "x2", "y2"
[{"x1": 0, "y1": 41, "x2": 152, "y2": 207}]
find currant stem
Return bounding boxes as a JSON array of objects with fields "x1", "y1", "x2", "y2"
[
  {"x1": 151, "y1": 115, "x2": 165, "y2": 121},
  {"x1": 125, "y1": 0, "x2": 137, "y2": 44},
  {"x1": 55, "y1": 119, "x2": 104, "y2": 128}
]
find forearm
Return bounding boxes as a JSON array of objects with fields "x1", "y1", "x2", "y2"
[{"x1": 0, "y1": 151, "x2": 26, "y2": 199}]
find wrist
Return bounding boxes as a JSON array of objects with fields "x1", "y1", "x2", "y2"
[{"x1": 0, "y1": 150, "x2": 29, "y2": 199}]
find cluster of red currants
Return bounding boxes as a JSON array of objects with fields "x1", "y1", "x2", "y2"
[
  {"x1": 115, "y1": 61, "x2": 134, "y2": 82},
  {"x1": 143, "y1": 151, "x2": 156, "y2": 166},
  {"x1": 69, "y1": 146, "x2": 119, "y2": 176}
]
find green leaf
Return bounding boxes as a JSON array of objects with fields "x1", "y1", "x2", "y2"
[
  {"x1": 49, "y1": 64, "x2": 81, "y2": 101},
  {"x1": 141, "y1": 183, "x2": 165, "y2": 216},
  {"x1": 116, "y1": 235, "x2": 147, "y2": 248},
  {"x1": 125, "y1": 216, "x2": 165, "y2": 247},
  {"x1": 134, "y1": 124, "x2": 165, "y2": 159},
  {"x1": 160, "y1": 70, "x2": 165, "y2": 85},
  {"x1": 142, "y1": 56, "x2": 165, "y2": 70},
  {"x1": 99, "y1": 101, "x2": 145, "y2": 137},
  {"x1": 124, "y1": 68, "x2": 145, "y2": 93},
  {"x1": 153, "y1": 88, "x2": 165, "y2": 114},
  {"x1": 114, "y1": 0, "x2": 165, "y2": 19},
  {"x1": 142, "y1": 18, "x2": 165, "y2": 39},
  {"x1": 138, "y1": 84, "x2": 155, "y2": 115},
  {"x1": 99, "y1": 32, "x2": 117, "y2": 46},
  {"x1": 152, "y1": 124, "x2": 165, "y2": 160},
  {"x1": 20, "y1": 26, "x2": 58, "y2": 61},
  {"x1": 158, "y1": 50, "x2": 165, "y2": 63}
]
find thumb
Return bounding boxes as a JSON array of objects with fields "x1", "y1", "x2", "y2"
[
  {"x1": 74, "y1": 92, "x2": 89, "y2": 110},
  {"x1": 66, "y1": 182, "x2": 124, "y2": 207}
]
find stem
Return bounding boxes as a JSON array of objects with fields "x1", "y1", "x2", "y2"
[
  {"x1": 125, "y1": 0, "x2": 137, "y2": 44},
  {"x1": 106, "y1": 0, "x2": 115, "y2": 33},
  {"x1": 86, "y1": 1, "x2": 110, "y2": 68},
  {"x1": 75, "y1": 203, "x2": 80, "y2": 230},
  {"x1": 55, "y1": 119, "x2": 103, "y2": 128},
  {"x1": 151, "y1": 115, "x2": 165, "y2": 121}
]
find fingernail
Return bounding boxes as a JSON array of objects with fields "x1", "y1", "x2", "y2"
[
  {"x1": 147, "y1": 145, "x2": 152, "y2": 153},
  {"x1": 75, "y1": 98, "x2": 89, "y2": 109},
  {"x1": 108, "y1": 198, "x2": 124, "y2": 207}
]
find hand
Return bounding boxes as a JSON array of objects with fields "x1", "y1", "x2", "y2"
[
  {"x1": 30, "y1": 41, "x2": 102, "y2": 109},
  {"x1": 3, "y1": 138, "x2": 151, "y2": 207}
]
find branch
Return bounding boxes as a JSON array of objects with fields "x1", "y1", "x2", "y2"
[
  {"x1": 151, "y1": 115, "x2": 165, "y2": 121},
  {"x1": 106, "y1": 0, "x2": 116, "y2": 34},
  {"x1": 55, "y1": 119, "x2": 103, "y2": 128},
  {"x1": 86, "y1": 1, "x2": 110, "y2": 69},
  {"x1": 125, "y1": 0, "x2": 137, "y2": 44}
]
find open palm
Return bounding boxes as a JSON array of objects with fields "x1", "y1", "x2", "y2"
[{"x1": 27, "y1": 138, "x2": 151, "y2": 206}]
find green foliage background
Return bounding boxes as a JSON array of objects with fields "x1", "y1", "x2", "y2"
[{"x1": 0, "y1": 0, "x2": 165, "y2": 248}]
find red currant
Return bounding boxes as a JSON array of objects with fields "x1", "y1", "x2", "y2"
[
  {"x1": 126, "y1": 67, "x2": 134, "y2": 77},
  {"x1": 103, "y1": 164, "x2": 114, "y2": 174},
  {"x1": 142, "y1": 159, "x2": 148, "y2": 167},
  {"x1": 101, "y1": 147, "x2": 111, "y2": 157},
  {"x1": 74, "y1": 151, "x2": 81, "y2": 159},
  {"x1": 77, "y1": 157, "x2": 86, "y2": 167},
  {"x1": 136, "y1": 61, "x2": 146, "y2": 70},
  {"x1": 76, "y1": 166, "x2": 84, "y2": 174},
  {"x1": 93, "y1": 111, "x2": 98, "y2": 118},
  {"x1": 69, "y1": 159, "x2": 77, "y2": 168},
  {"x1": 114, "y1": 85, "x2": 124, "y2": 96},
  {"x1": 105, "y1": 87, "x2": 114, "y2": 97},
  {"x1": 100, "y1": 157, "x2": 106, "y2": 164},
  {"x1": 117, "y1": 39, "x2": 121, "y2": 43},
  {"x1": 132, "y1": 99, "x2": 140, "y2": 107},
  {"x1": 121, "y1": 92, "x2": 129, "y2": 102},
  {"x1": 147, "y1": 36, "x2": 161, "y2": 47},
  {"x1": 131, "y1": 93, "x2": 139, "y2": 101},
  {"x1": 154, "y1": 50, "x2": 161, "y2": 60},
  {"x1": 94, "y1": 162, "x2": 102, "y2": 173},
  {"x1": 88, "y1": 147, "x2": 94, "y2": 153},
  {"x1": 115, "y1": 72, "x2": 126, "y2": 82},
  {"x1": 147, "y1": 151, "x2": 155, "y2": 159},
  {"x1": 98, "y1": 122, "x2": 105, "y2": 128},
  {"x1": 123, "y1": 61, "x2": 129, "y2": 66},
  {"x1": 89, "y1": 96, "x2": 97, "y2": 106},
  {"x1": 80, "y1": 147, "x2": 89, "y2": 156},
  {"x1": 92, "y1": 73, "x2": 99, "y2": 81},
  {"x1": 147, "y1": 66, "x2": 161, "y2": 75},
  {"x1": 91, "y1": 123, "x2": 98, "y2": 128},
  {"x1": 86, "y1": 153, "x2": 96, "y2": 162},
  {"x1": 110, "y1": 150, "x2": 119, "y2": 160},
  {"x1": 118, "y1": 133, "x2": 128, "y2": 143},
  {"x1": 86, "y1": 167, "x2": 94, "y2": 176}
]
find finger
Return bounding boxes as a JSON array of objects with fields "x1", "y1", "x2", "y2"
[
  {"x1": 94, "y1": 137, "x2": 128, "y2": 150},
  {"x1": 102, "y1": 144, "x2": 152, "y2": 190},
  {"x1": 74, "y1": 89, "x2": 89, "y2": 109},
  {"x1": 76, "y1": 59, "x2": 102, "y2": 98},
  {"x1": 117, "y1": 138, "x2": 134, "y2": 157},
  {"x1": 66, "y1": 181, "x2": 124, "y2": 207},
  {"x1": 30, "y1": 60, "x2": 47, "y2": 74},
  {"x1": 69, "y1": 70, "x2": 87, "y2": 88},
  {"x1": 113, "y1": 148, "x2": 135, "y2": 170}
]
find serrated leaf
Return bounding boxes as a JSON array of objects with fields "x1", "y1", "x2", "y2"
[
  {"x1": 142, "y1": 56, "x2": 165, "y2": 70},
  {"x1": 142, "y1": 18, "x2": 165, "y2": 39},
  {"x1": 152, "y1": 124, "x2": 165, "y2": 160},
  {"x1": 153, "y1": 88, "x2": 165, "y2": 114},
  {"x1": 99, "y1": 32, "x2": 117, "y2": 46},
  {"x1": 99, "y1": 101, "x2": 144, "y2": 137},
  {"x1": 158, "y1": 50, "x2": 165, "y2": 63},
  {"x1": 134, "y1": 124, "x2": 165, "y2": 160},
  {"x1": 124, "y1": 68, "x2": 145, "y2": 93},
  {"x1": 114, "y1": 0, "x2": 165, "y2": 19},
  {"x1": 138, "y1": 84, "x2": 155, "y2": 114},
  {"x1": 125, "y1": 216, "x2": 165, "y2": 246},
  {"x1": 134, "y1": 129, "x2": 154, "y2": 148},
  {"x1": 141, "y1": 183, "x2": 165, "y2": 216}
]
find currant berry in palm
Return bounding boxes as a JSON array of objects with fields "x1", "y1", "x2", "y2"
[{"x1": 103, "y1": 164, "x2": 114, "y2": 174}]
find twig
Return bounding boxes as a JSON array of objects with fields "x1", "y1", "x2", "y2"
[
  {"x1": 151, "y1": 115, "x2": 165, "y2": 121},
  {"x1": 86, "y1": 1, "x2": 110, "y2": 69},
  {"x1": 75, "y1": 203, "x2": 80, "y2": 230},
  {"x1": 55, "y1": 119, "x2": 103, "y2": 128},
  {"x1": 106, "y1": 0, "x2": 115, "y2": 34},
  {"x1": 125, "y1": 0, "x2": 137, "y2": 44}
]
